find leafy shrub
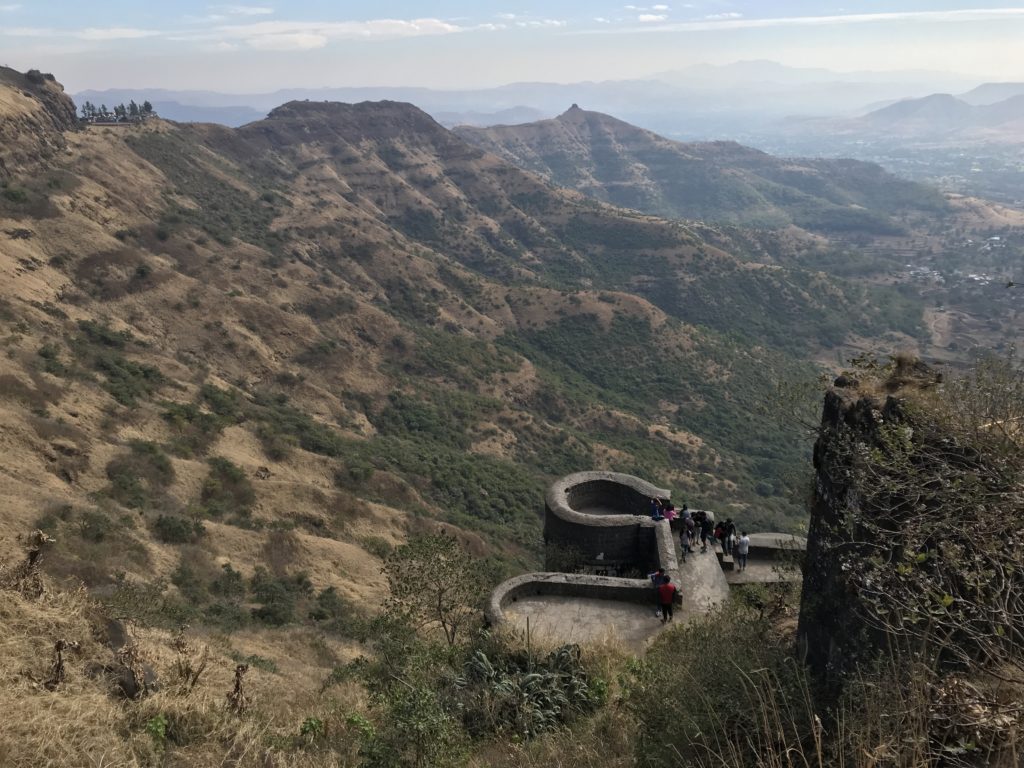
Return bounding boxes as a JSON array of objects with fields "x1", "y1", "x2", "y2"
[
  {"x1": 624, "y1": 594, "x2": 811, "y2": 766},
  {"x1": 106, "y1": 441, "x2": 175, "y2": 509},
  {"x1": 77, "y1": 510, "x2": 117, "y2": 543},
  {"x1": 308, "y1": 586, "x2": 356, "y2": 635},
  {"x1": 2, "y1": 187, "x2": 28, "y2": 204},
  {"x1": 37, "y1": 343, "x2": 69, "y2": 376},
  {"x1": 76, "y1": 319, "x2": 132, "y2": 348},
  {"x1": 153, "y1": 514, "x2": 205, "y2": 544},
  {"x1": 455, "y1": 643, "x2": 603, "y2": 738},
  {"x1": 250, "y1": 566, "x2": 313, "y2": 626},
  {"x1": 92, "y1": 349, "x2": 164, "y2": 406},
  {"x1": 199, "y1": 382, "x2": 240, "y2": 412},
  {"x1": 162, "y1": 401, "x2": 227, "y2": 457},
  {"x1": 198, "y1": 457, "x2": 255, "y2": 521},
  {"x1": 254, "y1": 395, "x2": 346, "y2": 458}
]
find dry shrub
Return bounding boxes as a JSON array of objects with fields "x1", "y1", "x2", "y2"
[
  {"x1": 405, "y1": 516, "x2": 488, "y2": 558},
  {"x1": 330, "y1": 488, "x2": 369, "y2": 527},
  {"x1": 262, "y1": 529, "x2": 301, "y2": 576},
  {"x1": 0, "y1": 572, "x2": 366, "y2": 767},
  {"x1": 73, "y1": 248, "x2": 167, "y2": 300},
  {"x1": 28, "y1": 414, "x2": 88, "y2": 443},
  {"x1": 363, "y1": 470, "x2": 421, "y2": 507},
  {"x1": 0, "y1": 530, "x2": 55, "y2": 597},
  {"x1": 0, "y1": 372, "x2": 63, "y2": 410},
  {"x1": 0, "y1": 586, "x2": 139, "y2": 767},
  {"x1": 468, "y1": 706, "x2": 635, "y2": 768},
  {"x1": 37, "y1": 509, "x2": 150, "y2": 589},
  {"x1": 226, "y1": 663, "x2": 250, "y2": 714}
]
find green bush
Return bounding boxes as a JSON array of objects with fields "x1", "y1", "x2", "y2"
[
  {"x1": 106, "y1": 441, "x2": 175, "y2": 509},
  {"x1": 250, "y1": 566, "x2": 313, "y2": 626},
  {"x1": 308, "y1": 586, "x2": 356, "y2": 635},
  {"x1": 200, "y1": 383, "x2": 244, "y2": 420},
  {"x1": 92, "y1": 349, "x2": 165, "y2": 406},
  {"x1": 162, "y1": 401, "x2": 228, "y2": 457},
  {"x1": 198, "y1": 456, "x2": 255, "y2": 521},
  {"x1": 76, "y1": 319, "x2": 132, "y2": 348},
  {"x1": 76, "y1": 510, "x2": 116, "y2": 543},
  {"x1": 624, "y1": 593, "x2": 812, "y2": 767},
  {"x1": 2, "y1": 187, "x2": 28, "y2": 202},
  {"x1": 153, "y1": 514, "x2": 205, "y2": 544}
]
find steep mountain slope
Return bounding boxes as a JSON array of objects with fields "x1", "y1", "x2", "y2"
[
  {"x1": 0, "y1": 68, "x2": 932, "y2": 645},
  {"x1": 456, "y1": 105, "x2": 947, "y2": 232}
]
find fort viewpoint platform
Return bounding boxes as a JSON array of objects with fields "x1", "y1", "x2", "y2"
[{"x1": 487, "y1": 471, "x2": 805, "y2": 651}]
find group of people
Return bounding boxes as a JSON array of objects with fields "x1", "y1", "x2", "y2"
[
  {"x1": 646, "y1": 498, "x2": 757, "y2": 624},
  {"x1": 654, "y1": 499, "x2": 751, "y2": 571},
  {"x1": 711, "y1": 520, "x2": 750, "y2": 572},
  {"x1": 648, "y1": 497, "x2": 678, "y2": 521}
]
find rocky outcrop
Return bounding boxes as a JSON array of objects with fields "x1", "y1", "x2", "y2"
[
  {"x1": 0, "y1": 67, "x2": 78, "y2": 179},
  {"x1": 797, "y1": 378, "x2": 899, "y2": 682},
  {"x1": 798, "y1": 361, "x2": 1019, "y2": 690}
]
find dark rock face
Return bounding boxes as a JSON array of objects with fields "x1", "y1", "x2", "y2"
[
  {"x1": 85, "y1": 660, "x2": 159, "y2": 699},
  {"x1": 797, "y1": 386, "x2": 905, "y2": 685},
  {"x1": 84, "y1": 619, "x2": 160, "y2": 699},
  {"x1": 0, "y1": 66, "x2": 78, "y2": 179}
]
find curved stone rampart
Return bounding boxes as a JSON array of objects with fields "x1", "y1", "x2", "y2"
[
  {"x1": 487, "y1": 472, "x2": 684, "y2": 632},
  {"x1": 487, "y1": 471, "x2": 800, "y2": 640},
  {"x1": 543, "y1": 471, "x2": 674, "y2": 572},
  {"x1": 486, "y1": 572, "x2": 655, "y2": 626}
]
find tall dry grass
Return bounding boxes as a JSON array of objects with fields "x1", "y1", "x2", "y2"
[{"x1": 0, "y1": 582, "x2": 369, "y2": 767}]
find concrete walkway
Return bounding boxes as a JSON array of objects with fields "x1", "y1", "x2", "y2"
[
  {"x1": 725, "y1": 560, "x2": 801, "y2": 586},
  {"x1": 501, "y1": 535, "x2": 732, "y2": 653},
  {"x1": 673, "y1": 535, "x2": 731, "y2": 621}
]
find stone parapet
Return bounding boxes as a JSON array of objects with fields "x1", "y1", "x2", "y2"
[
  {"x1": 486, "y1": 572, "x2": 660, "y2": 626},
  {"x1": 543, "y1": 471, "x2": 675, "y2": 573}
]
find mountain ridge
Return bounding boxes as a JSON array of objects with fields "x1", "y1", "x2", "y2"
[
  {"x1": 3, "y1": 68, "x2": 906, "y2": 616},
  {"x1": 455, "y1": 105, "x2": 946, "y2": 232}
]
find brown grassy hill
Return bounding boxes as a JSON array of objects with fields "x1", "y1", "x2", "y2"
[
  {"x1": 455, "y1": 105, "x2": 948, "y2": 232},
  {"x1": 0, "y1": 68, "x2": 934, "y2": 690}
]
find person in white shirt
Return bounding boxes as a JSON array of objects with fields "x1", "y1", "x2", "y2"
[{"x1": 737, "y1": 532, "x2": 750, "y2": 572}]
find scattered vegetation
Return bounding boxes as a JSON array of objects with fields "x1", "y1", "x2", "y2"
[
  {"x1": 106, "y1": 441, "x2": 175, "y2": 510},
  {"x1": 197, "y1": 456, "x2": 256, "y2": 523}
]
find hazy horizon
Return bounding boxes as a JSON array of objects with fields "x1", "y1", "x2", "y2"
[{"x1": 3, "y1": 2, "x2": 1024, "y2": 92}]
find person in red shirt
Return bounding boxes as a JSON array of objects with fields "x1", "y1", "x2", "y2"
[{"x1": 657, "y1": 576, "x2": 678, "y2": 623}]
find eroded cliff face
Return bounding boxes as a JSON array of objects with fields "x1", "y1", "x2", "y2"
[
  {"x1": 799, "y1": 361, "x2": 1023, "y2": 693},
  {"x1": 794, "y1": 378, "x2": 901, "y2": 684},
  {"x1": 0, "y1": 68, "x2": 78, "y2": 179}
]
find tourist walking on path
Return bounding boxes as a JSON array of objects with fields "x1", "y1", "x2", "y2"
[
  {"x1": 657, "y1": 576, "x2": 678, "y2": 623},
  {"x1": 680, "y1": 517, "x2": 695, "y2": 561},
  {"x1": 737, "y1": 532, "x2": 750, "y2": 572},
  {"x1": 723, "y1": 518, "x2": 737, "y2": 556},
  {"x1": 649, "y1": 568, "x2": 667, "y2": 618},
  {"x1": 700, "y1": 514, "x2": 712, "y2": 553}
]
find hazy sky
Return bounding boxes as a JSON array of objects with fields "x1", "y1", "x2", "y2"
[{"x1": 2, "y1": 1, "x2": 1024, "y2": 91}]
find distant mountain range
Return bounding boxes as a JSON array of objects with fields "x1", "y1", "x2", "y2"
[
  {"x1": 456, "y1": 105, "x2": 946, "y2": 232},
  {"x1": 73, "y1": 61, "x2": 987, "y2": 135},
  {"x1": 959, "y1": 82, "x2": 1024, "y2": 106},
  {"x1": 783, "y1": 90, "x2": 1024, "y2": 145}
]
